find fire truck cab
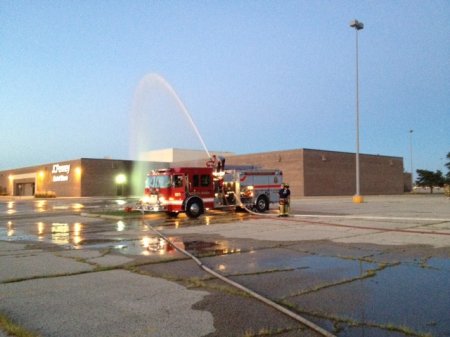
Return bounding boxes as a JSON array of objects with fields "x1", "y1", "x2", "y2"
[{"x1": 137, "y1": 166, "x2": 282, "y2": 218}]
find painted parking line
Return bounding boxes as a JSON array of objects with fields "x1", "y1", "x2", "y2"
[
  {"x1": 293, "y1": 214, "x2": 450, "y2": 223},
  {"x1": 278, "y1": 215, "x2": 450, "y2": 236}
]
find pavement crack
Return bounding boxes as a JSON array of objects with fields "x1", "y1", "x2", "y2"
[
  {"x1": 242, "y1": 326, "x2": 306, "y2": 336},
  {"x1": 223, "y1": 267, "x2": 305, "y2": 278},
  {"x1": 1, "y1": 266, "x2": 122, "y2": 284},
  {"x1": 277, "y1": 302, "x2": 433, "y2": 337},
  {"x1": 282, "y1": 262, "x2": 399, "y2": 299}
]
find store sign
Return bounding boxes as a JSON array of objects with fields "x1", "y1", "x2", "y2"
[{"x1": 52, "y1": 164, "x2": 71, "y2": 182}]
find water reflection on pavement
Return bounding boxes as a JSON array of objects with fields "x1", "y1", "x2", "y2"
[
  {"x1": 2, "y1": 197, "x2": 450, "y2": 337},
  {"x1": 1, "y1": 198, "x2": 249, "y2": 259}
]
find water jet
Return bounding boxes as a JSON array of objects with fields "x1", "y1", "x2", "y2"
[{"x1": 129, "y1": 73, "x2": 211, "y2": 195}]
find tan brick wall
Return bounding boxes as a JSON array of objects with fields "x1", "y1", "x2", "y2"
[
  {"x1": 46, "y1": 160, "x2": 82, "y2": 197},
  {"x1": 0, "y1": 159, "x2": 168, "y2": 197},
  {"x1": 0, "y1": 149, "x2": 406, "y2": 197},
  {"x1": 0, "y1": 160, "x2": 82, "y2": 197},
  {"x1": 303, "y1": 150, "x2": 354, "y2": 196},
  {"x1": 80, "y1": 159, "x2": 133, "y2": 196},
  {"x1": 359, "y1": 154, "x2": 404, "y2": 195},
  {"x1": 302, "y1": 149, "x2": 404, "y2": 196},
  {"x1": 403, "y1": 172, "x2": 413, "y2": 192},
  {"x1": 224, "y1": 149, "x2": 404, "y2": 197},
  {"x1": 80, "y1": 159, "x2": 168, "y2": 196}
]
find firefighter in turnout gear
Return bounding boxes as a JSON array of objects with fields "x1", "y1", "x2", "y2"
[{"x1": 278, "y1": 183, "x2": 290, "y2": 216}]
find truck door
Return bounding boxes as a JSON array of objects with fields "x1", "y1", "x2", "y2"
[
  {"x1": 191, "y1": 173, "x2": 213, "y2": 196},
  {"x1": 173, "y1": 174, "x2": 186, "y2": 197}
]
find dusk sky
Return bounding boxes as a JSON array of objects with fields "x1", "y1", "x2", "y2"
[{"x1": 1, "y1": 1, "x2": 449, "y2": 177}]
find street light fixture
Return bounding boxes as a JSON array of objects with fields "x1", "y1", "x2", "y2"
[
  {"x1": 115, "y1": 174, "x2": 127, "y2": 196},
  {"x1": 350, "y1": 19, "x2": 364, "y2": 204}
]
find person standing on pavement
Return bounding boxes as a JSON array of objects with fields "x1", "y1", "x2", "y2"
[{"x1": 278, "y1": 183, "x2": 290, "y2": 216}]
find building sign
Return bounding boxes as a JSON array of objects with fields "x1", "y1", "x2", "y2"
[{"x1": 52, "y1": 164, "x2": 71, "y2": 182}]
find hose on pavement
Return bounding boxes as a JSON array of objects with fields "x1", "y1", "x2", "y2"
[{"x1": 145, "y1": 220, "x2": 336, "y2": 337}]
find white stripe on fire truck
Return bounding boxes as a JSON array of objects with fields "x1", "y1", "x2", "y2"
[{"x1": 163, "y1": 200, "x2": 183, "y2": 205}]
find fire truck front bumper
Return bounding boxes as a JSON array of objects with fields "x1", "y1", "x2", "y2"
[
  {"x1": 137, "y1": 203, "x2": 168, "y2": 212},
  {"x1": 135, "y1": 197, "x2": 168, "y2": 213}
]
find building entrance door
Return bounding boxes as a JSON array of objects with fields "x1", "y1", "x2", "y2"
[{"x1": 14, "y1": 182, "x2": 35, "y2": 196}]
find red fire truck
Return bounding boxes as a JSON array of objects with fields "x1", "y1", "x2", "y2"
[{"x1": 136, "y1": 165, "x2": 283, "y2": 218}]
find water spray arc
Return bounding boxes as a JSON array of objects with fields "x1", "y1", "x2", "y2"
[
  {"x1": 154, "y1": 74, "x2": 211, "y2": 159},
  {"x1": 131, "y1": 73, "x2": 211, "y2": 160},
  {"x1": 129, "y1": 73, "x2": 212, "y2": 195}
]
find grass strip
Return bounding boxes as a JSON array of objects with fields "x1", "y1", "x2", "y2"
[
  {"x1": 0, "y1": 314, "x2": 41, "y2": 337},
  {"x1": 279, "y1": 300, "x2": 433, "y2": 337}
]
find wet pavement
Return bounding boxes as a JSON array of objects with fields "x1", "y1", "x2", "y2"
[{"x1": 1, "y1": 195, "x2": 450, "y2": 337}]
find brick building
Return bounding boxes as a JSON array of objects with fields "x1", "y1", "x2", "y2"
[
  {"x1": 0, "y1": 148, "x2": 406, "y2": 197},
  {"x1": 0, "y1": 158, "x2": 166, "y2": 197},
  {"x1": 224, "y1": 149, "x2": 405, "y2": 197}
]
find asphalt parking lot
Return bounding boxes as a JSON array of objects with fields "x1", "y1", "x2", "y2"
[{"x1": 1, "y1": 194, "x2": 449, "y2": 337}]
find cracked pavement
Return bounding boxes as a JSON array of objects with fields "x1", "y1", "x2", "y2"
[{"x1": 1, "y1": 195, "x2": 450, "y2": 337}]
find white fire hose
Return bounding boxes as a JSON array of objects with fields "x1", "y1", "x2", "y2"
[{"x1": 144, "y1": 194, "x2": 336, "y2": 337}]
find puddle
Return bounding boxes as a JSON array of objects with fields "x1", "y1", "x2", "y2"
[
  {"x1": 104, "y1": 238, "x2": 242, "y2": 257},
  {"x1": 1, "y1": 218, "x2": 242, "y2": 258},
  {"x1": 207, "y1": 248, "x2": 378, "y2": 277},
  {"x1": 200, "y1": 249, "x2": 449, "y2": 336},
  {"x1": 1, "y1": 221, "x2": 86, "y2": 246},
  {"x1": 426, "y1": 257, "x2": 450, "y2": 271},
  {"x1": 208, "y1": 250, "x2": 380, "y2": 300},
  {"x1": 77, "y1": 238, "x2": 118, "y2": 246},
  {"x1": 2, "y1": 208, "x2": 449, "y2": 337},
  {"x1": 291, "y1": 262, "x2": 450, "y2": 337},
  {"x1": 112, "y1": 237, "x2": 184, "y2": 256},
  {"x1": 183, "y1": 240, "x2": 242, "y2": 256},
  {"x1": 0, "y1": 198, "x2": 138, "y2": 216},
  {"x1": 258, "y1": 254, "x2": 377, "y2": 275},
  {"x1": 0, "y1": 227, "x2": 38, "y2": 242}
]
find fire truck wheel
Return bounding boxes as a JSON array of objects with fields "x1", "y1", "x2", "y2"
[
  {"x1": 186, "y1": 198, "x2": 203, "y2": 218},
  {"x1": 255, "y1": 195, "x2": 269, "y2": 213}
]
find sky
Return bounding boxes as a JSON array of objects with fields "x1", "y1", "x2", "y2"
[{"x1": 1, "y1": 1, "x2": 449, "y2": 176}]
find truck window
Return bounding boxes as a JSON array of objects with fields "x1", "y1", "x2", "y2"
[
  {"x1": 193, "y1": 175, "x2": 199, "y2": 187},
  {"x1": 200, "y1": 175, "x2": 210, "y2": 187},
  {"x1": 174, "y1": 175, "x2": 183, "y2": 188},
  {"x1": 146, "y1": 175, "x2": 170, "y2": 188}
]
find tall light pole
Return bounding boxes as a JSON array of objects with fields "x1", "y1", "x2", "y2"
[
  {"x1": 350, "y1": 19, "x2": 364, "y2": 203},
  {"x1": 409, "y1": 129, "x2": 414, "y2": 187}
]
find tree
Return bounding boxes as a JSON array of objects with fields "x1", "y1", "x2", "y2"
[
  {"x1": 415, "y1": 169, "x2": 445, "y2": 193},
  {"x1": 416, "y1": 169, "x2": 445, "y2": 193}
]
